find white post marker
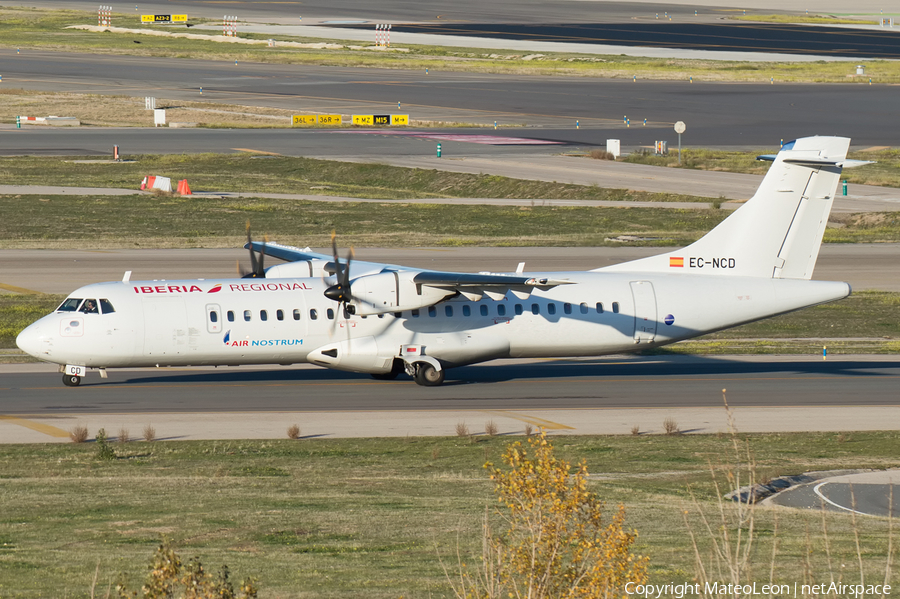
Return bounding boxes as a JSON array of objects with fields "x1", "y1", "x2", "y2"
[{"x1": 674, "y1": 120, "x2": 686, "y2": 165}]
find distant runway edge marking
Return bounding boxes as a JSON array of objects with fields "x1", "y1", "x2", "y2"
[
  {"x1": 0, "y1": 283, "x2": 43, "y2": 294},
  {"x1": 479, "y1": 409, "x2": 576, "y2": 431},
  {"x1": 0, "y1": 414, "x2": 70, "y2": 438}
]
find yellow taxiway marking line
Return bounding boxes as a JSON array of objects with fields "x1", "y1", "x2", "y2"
[
  {"x1": 232, "y1": 148, "x2": 283, "y2": 156},
  {"x1": 0, "y1": 415, "x2": 70, "y2": 438},
  {"x1": 0, "y1": 283, "x2": 42, "y2": 295},
  {"x1": 479, "y1": 409, "x2": 575, "y2": 431}
]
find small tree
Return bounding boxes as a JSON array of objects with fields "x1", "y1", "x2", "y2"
[
  {"x1": 447, "y1": 433, "x2": 648, "y2": 599},
  {"x1": 95, "y1": 428, "x2": 116, "y2": 461},
  {"x1": 117, "y1": 538, "x2": 258, "y2": 599}
]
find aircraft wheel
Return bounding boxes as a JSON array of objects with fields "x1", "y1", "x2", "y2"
[
  {"x1": 414, "y1": 363, "x2": 445, "y2": 387},
  {"x1": 63, "y1": 374, "x2": 82, "y2": 387}
]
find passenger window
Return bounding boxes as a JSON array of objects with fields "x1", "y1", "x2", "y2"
[
  {"x1": 227, "y1": 310, "x2": 235, "y2": 322},
  {"x1": 377, "y1": 313, "x2": 385, "y2": 319},
  {"x1": 57, "y1": 298, "x2": 82, "y2": 312},
  {"x1": 563, "y1": 303, "x2": 572, "y2": 315},
  {"x1": 394, "y1": 312, "x2": 402, "y2": 318},
  {"x1": 244, "y1": 310, "x2": 251, "y2": 322},
  {"x1": 547, "y1": 303, "x2": 556, "y2": 315},
  {"x1": 99, "y1": 299, "x2": 115, "y2": 314},
  {"x1": 462, "y1": 305, "x2": 471, "y2": 317},
  {"x1": 515, "y1": 304, "x2": 523, "y2": 316},
  {"x1": 277, "y1": 309, "x2": 284, "y2": 321},
  {"x1": 327, "y1": 308, "x2": 335, "y2": 320},
  {"x1": 411, "y1": 309, "x2": 420, "y2": 318},
  {"x1": 497, "y1": 304, "x2": 506, "y2": 316},
  {"x1": 612, "y1": 302, "x2": 620, "y2": 314},
  {"x1": 80, "y1": 299, "x2": 99, "y2": 314},
  {"x1": 445, "y1": 305, "x2": 453, "y2": 317},
  {"x1": 580, "y1": 302, "x2": 588, "y2": 314},
  {"x1": 260, "y1": 310, "x2": 268, "y2": 322},
  {"x1": 210, "y1": 310, "x2": 218, "y2": 323},
  {"x1": 310, "y1": 309, "x2": 318, "y2": 320},
  {"x1": 596, "y1": 302, "x2": 604, "y2": 314},
  {"x1": 293, "y1": 309, "x2": 301, "y2": 321},
  {"x1": 531, "y1": 303, "x2": 540, "y2": 315},
  {"x1": 428, "y1": 306, "x2": 436, "y2": 317},
  {"x1": 480, "y1": 305, "x2": 488, "y2": 316}
]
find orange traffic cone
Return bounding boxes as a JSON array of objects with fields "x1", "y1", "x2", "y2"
[{"x1": 177, "y1": 179, "x2": 192, "y2": 195}]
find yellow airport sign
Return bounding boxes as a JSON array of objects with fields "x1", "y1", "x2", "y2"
[
  {"x1": 391, "y1": 114, "x2": 409, "y2": 125},
  {"x1": 352, "y1": 115, "x2": 374, "y2": 126},
  {"x1": 141, "y1": 14, "x2": 188, "y2": 23},
  {"x1": 292, "y1": 115, "x2": 317, "y2": 126},
  {"x1": 352, "y1": 114, "x2": 407, "y2": 126},
  {"x1": 317, "y1": 114, "x2": 342, "y2": 125}
]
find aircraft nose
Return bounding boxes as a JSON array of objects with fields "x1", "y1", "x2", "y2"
[{"x1": 16, "y1": 322, "x2": 42, "y2": 357}]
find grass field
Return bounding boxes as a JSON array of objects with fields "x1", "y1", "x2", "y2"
[
  {"x1": 0, "y1": 433, "x2": 897, "y2": 597},
  {"x1": 0, "y1": 192, "x2": 729, "y2": 250},
  {"x1": 622, "y1": 147, "x2": 900, "y2": 188},
  {"x1": 0, "y1": 153, "x2": 709, "y2": 203},
  {"x1": 3, "y1": 7, "x2": 900, "y2": 84}
]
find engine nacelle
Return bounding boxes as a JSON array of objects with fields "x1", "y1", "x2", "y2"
[
  {"x1": 349, "y1": 271, "x2": 455, "y2": 316},
  {"x1": 307, "y1": 336, "x2": 395, "y2": 374},
  {"x1": 265, "y1": 259, "x2": 329, "y2": 279}
]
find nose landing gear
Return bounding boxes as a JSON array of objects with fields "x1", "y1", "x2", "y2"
[{"x1": 63, "y1": 374, "x2": 82, "y2": 387}]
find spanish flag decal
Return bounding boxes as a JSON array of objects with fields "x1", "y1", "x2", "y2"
[{"x1": 669, "y1": 257, "x2": 684, "y2": 268}]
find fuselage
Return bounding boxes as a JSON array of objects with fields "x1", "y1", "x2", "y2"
[{"x1": 16, "y1": 272, "x2": 850, "y2": 374}]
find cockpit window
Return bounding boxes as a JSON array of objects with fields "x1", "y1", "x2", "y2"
[
  {"x1": 57, "y1": 298, "x2": 82, "y2": 312},
  {"x1": 80, "y1": 299, "x2": 99, "y2": 314},
  {"x1": 99, "y1": 299, "x2": 115, "y2": 314}
]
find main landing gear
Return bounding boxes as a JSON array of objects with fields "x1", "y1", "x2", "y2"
[
  {"x1": 413, "y1": 362, "x2": 445, "y2": 387},
  {"x1": 370, "y1": 358, "x2": 446, "y2": 386}
]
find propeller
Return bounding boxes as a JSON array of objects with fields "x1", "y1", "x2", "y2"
[
  {"x1": 239, "y1": 222, "x2": 267, "y2": 278},
  {"x1": 324, "y1": 231, "x2": 356, "y2": 314}
]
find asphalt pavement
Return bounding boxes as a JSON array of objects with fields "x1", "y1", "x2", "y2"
[
  {"x1": 767, "y1": 470, "x2": 900, "y2": 518},
  {"x1": 3, "y1": 49, "x2": 899, "y2": 142}
]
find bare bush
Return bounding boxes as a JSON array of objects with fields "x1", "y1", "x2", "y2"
[
  {"x1": 117, "y1": 427, "x2": 129, "y2": 443},
  {"x1": 631, "y1": 424, "x2": 641, "y2": 436},
  {"x1": 524, "y1": 423, "x2": 533, "y2": 437},
  {"x1": 456, "y1": 422, "x2": 470, "y2": 437},
  {"x1": 142, "y1": 424, "x2": 156, "y2": 442},
  {"x1": 287, "y1": 424, "x2": 301, "y2": 440},
  {"x1": 663, "y1": 417, "x2": 680, "y2": 435},
  {"x1": 484, "y1": 420, "x2": 499, "y2": 436},
  {"x1": 69, "y1": 425, "x2": 89, "y2": 443}
]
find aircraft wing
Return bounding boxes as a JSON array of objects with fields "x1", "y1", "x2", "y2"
[{"x1": 246, "y1": 241, "x2": 573, "y2": 303}]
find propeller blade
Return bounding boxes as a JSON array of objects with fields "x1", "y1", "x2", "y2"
[
  {"x1": 256, "y1": 235, "x2": 267, "y2": 277},
  {"x1": 246, "y1": 222, "x2": 257, "y2": 274}
]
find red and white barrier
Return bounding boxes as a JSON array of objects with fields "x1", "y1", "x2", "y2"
[
  {"x1": 140, "y1": 176, "x2": 172, "y2": 192},
  {"x1": 223, "y1": 15, "x2": 237, "y2": 36},
  {"x1": 375, "y1": 24, "x2": 392, "y2": 47},
  {"x1": 98, "y1": 5, "x2": 112, "y2": 27}
]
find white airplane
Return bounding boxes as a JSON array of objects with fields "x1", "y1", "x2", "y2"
[{"x1": 17, "y1": 136, "x2": 869, "y2": 387}]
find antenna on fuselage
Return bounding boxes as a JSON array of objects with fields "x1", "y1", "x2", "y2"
[{"x1": 122, "y1": 270, "x2": 132, "y2": 282}]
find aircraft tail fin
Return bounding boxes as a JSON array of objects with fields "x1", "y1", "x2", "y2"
[{"x1": 599, "y1": 136, "x2": 852, "y2": 280}]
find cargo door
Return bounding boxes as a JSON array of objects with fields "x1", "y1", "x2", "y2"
[
  {"x1": 630, "y1": 281, "x2": 657, "y2": 342},
  {"x1": 142, "y1": 298, "x2": 188, "y2": 358}
]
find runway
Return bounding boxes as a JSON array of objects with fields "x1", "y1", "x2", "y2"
[
  {"x1": 3, "y1": 50, "x2": 900, "y2": 144},
  {"x1": 1, "y1": 355, "x2": 899, "y2": 443}
]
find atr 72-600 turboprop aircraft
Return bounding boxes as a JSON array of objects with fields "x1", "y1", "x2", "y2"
[{"x1": 17, "y1": 137, "x2": 869, "y2": 387}]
